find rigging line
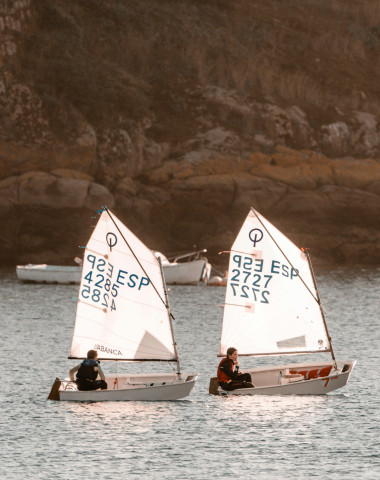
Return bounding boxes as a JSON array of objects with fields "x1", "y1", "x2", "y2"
[
  {"x1": 219, "y1": 249, "x2": 259, "y2": 257},
  {"x1": 250, "y1": 207, "x2": 319, "y2": 305},
  {"x1": 159, "y1": 255, "x2": 180, "y2": 372},
  {"x1": 103, "y1": 207, "x2": 170, "y2": 316},
  {"x1": 305, "y1": 249, "x2": 337, "y2": 369},
  {"x1": 68, "y1": 357, "x2": 177, "y2": 362}
]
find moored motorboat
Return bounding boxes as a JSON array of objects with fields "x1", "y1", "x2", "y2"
[
  {"x1": 16, "y1": 262, "x2": 82, "y2": 284},
  {"x1": 153, "y1": 249, "x2": 211, "y2": 285}
]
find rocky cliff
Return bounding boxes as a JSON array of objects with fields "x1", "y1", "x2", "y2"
[{"x1": 1, "y1": 0, "x2": 380, "y2": 267}]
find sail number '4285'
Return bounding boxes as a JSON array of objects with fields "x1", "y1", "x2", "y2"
[
  {"x1": 229, "y1": 254, "x2": 298, "y2": 304},
  {"x1": 80, "y1": 253, "x2": 150, "y2": 311}
]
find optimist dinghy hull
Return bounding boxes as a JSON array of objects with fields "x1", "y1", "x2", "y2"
[
  {"x1": 209, "y1": 361, "x2": 355, "y2": 396},
  {"x1": 50, "y1": 372, "x2": 199, "y2": 402}
]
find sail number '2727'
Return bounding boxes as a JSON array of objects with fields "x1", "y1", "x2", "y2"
[
  {"x1": 229, "y1": 254, "x2": 298, "y2": 304},
  {"x1": 80, "y1": 253, "x2": 150, "y2": 311}
]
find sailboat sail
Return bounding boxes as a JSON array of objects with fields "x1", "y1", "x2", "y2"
[
  {"x1": 70, "y1": 209, "x2": 177, "y2": 361},
  {"x1": 220, "y1": 208, "x2": 330, "y2": 357}
]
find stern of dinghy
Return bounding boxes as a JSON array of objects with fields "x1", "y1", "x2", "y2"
[{"x1": 47, "y1": 378, "x2": 62, "y2": 401}]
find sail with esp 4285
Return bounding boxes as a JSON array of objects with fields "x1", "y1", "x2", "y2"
[{"x1": 49, "y1": 208, "x2": 198, "y2": 401}]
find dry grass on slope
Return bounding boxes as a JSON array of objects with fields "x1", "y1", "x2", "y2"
[{"x1": 7, "y1": 0, "x2": 380, "y2": 137}]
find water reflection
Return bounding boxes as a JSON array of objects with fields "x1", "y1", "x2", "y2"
[
  {"x1": 211, "y1": 394, "x2": 330, "y2": 425},
  {"x1": 61, "y1": 400, "x2": 173, "y2": 424}
]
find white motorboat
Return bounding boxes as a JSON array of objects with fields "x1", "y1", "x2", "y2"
[
  {"x1": 209, "y1": 207, "x2": 355, "y2": 396},
  {"x1": 48, "y1": 208, "x2": 198, "y2": 402},
  {"x1": 16, "y1": 262, "x2": 82, "y2": 284},
  {"x1": 153, "y1": 249, "x2": 211, "y2": 285}
]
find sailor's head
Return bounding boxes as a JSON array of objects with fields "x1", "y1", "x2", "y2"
[
  {"x1": 226, "y1": 347, "x2": 238, "y2": 362},
  {"x1": 87, "y1": 349, "x2": 98, "y2": 360}
]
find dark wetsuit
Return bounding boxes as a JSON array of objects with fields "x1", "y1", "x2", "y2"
[
  {"x1": 217, "y1": 358, "x2": 254, "y2": 391},
  {"x1": 76, "y1": 359, "x2": 107, "y2": 391}
]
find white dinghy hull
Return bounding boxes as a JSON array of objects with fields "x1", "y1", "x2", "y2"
[
  {"x1": 52, "y1": 372, "x2": 199, "y2": 402},
  {"x1": 16, "y1": 264, "x2": 81, "y2": 284},
  {"x1": 210, "y1": 361, "x2": 355, "y2": 396},
  {"x1": 153, "y1": 250, "x2": 212, "y2": 285},
  {"x1": 163, "y1": 259, "x2": 211, "y2": 285}
]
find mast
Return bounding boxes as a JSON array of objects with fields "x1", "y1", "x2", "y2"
[
  {"x1": 304, "y1": 249, "x2": 337, "y2": 369},
  {"x1": 158, "y1": 256, "x2": 181, "y2": 376}
]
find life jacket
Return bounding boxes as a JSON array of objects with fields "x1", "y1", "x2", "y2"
[
  {"x1": 217, "y1": 358, "x2": 235, "y2": 383},
  {"x1": 76, "y1": 359, "x2": 98, "y2": 382}
]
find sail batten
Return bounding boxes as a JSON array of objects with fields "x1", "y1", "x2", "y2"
[
  {"x1": 68, "y1": 357, "x2": 177, "y2": 362},
  {"x1": 70, "y1": 209, "x2": 177, "y2": 361},
  {"x1": 220, "y1": 209, "x2": 330, "y2": 357},
  {"x1": 218, "y1": 349, "x2": 332, "y2": 357}
]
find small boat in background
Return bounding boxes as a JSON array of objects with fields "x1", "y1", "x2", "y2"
[
  {"x1": 153, "y1": 249, "x2": 211, "y2": 285},
  {"x1": 16, "y1": 249, "x2": 212, "y2": 286},
  {"x1": 16, "y1": 258, "x2": 82, "y2": 284}
]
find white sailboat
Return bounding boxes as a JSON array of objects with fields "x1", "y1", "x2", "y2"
[
  {"x1": 48, "y1": 208, "x2": 198, "y2": 401},
  {"x1": 16, "y1": 263, "x2": 82, "y2": 284},
  {"x1": 153, "y1": 250, "x2": 211, "y2": 285},
  {"x1": 209, "y1": 207, "x2": 355, "y2": 396}
]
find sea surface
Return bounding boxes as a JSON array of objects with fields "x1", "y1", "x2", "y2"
[{"x1": 0, "y1": 266, "x2": 379, "y2": 480}]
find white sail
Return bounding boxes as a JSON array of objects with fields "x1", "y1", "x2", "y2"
[
  {"x1": 220, "y1": 208, "x2": 330, "y2": 356},
  {"x1": 70, "y1": 209, "x2": 177, "y2": 361}
]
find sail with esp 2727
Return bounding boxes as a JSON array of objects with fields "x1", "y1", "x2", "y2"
[{"x1": 219, "y1": 208, "x2": 331, "y2": 357}]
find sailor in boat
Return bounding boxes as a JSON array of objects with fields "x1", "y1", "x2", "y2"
[
  {"x1": 69, "y1": 350, "x2": 108, "y2": 391},
  {"x1": 217, "y1": 347, "x2": 255, "y2": 391}
]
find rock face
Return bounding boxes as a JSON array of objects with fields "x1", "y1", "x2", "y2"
[{"x1": 0, "y1": 0, "x2": 379, "y2": 266}]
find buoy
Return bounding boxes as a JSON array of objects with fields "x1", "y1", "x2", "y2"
[{"x1": 207, "y1": 276, "x2": 227, "y2": 286}]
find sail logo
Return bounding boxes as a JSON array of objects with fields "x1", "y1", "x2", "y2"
[
  {"x1": 249, "y1": 228, "x2": 263, "y2": 247},
  {"x1": 106, "y1": 232, "x2": 118, "y2": 251},
  {"x1": 94, "y1": 344, "x2": 122, "y2": 356}
]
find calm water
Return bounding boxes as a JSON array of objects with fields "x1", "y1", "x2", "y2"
[{"x1": 0, "y1": 266, "x2": 379, "y2": 479}]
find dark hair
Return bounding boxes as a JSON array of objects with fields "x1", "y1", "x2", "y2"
[
  {"x1": 87, "y1": 349, "x2": 98, "y2": 359},
  {"x1": 226, "y1": 347, "x2": 237, "y2": 358}
]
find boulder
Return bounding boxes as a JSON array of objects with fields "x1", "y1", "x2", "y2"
[{"x1": 0, "y1": 171, "x2": 114, "y2": 210}]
